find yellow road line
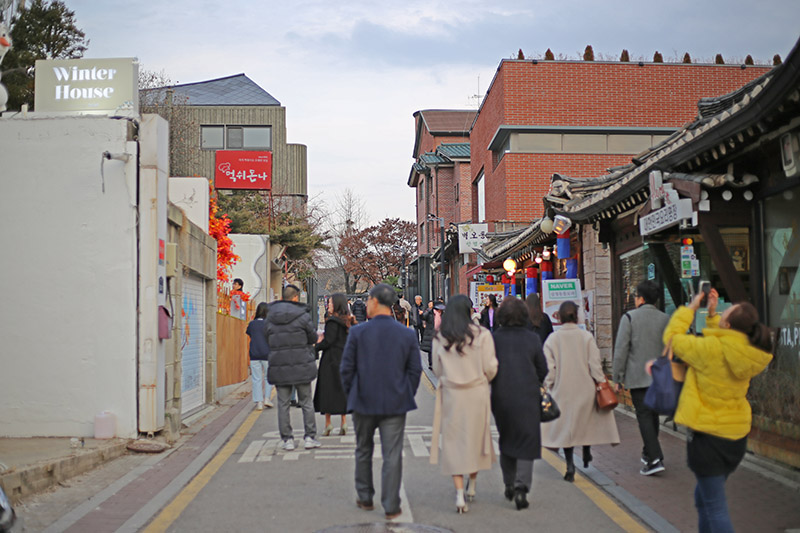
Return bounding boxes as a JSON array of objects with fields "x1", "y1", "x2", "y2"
[
  {"x1": 143, "y1": 410, "x2": 260, "y2": 533},
  {"x1": 542, "y1": 449, "x2": 648, "y2": 533}
]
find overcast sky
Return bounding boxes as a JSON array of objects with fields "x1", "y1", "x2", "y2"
[{"x1": 71, "y1": 0, "x2": 800, "y2": 224}]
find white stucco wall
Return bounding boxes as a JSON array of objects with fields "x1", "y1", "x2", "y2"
[
  {"x1": 169, "y1": 177, "x2": 209, "y2": 233},
  {"x1": 229, "y1": 234, "x2": 270, "y2": 304},
  {"x1": 0, "y1": 115, "x2": 139, "y2": 437}
]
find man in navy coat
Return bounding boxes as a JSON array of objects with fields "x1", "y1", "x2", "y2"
[{"x1": 340, "y1": 283, "x2": 422, "y2": 520}]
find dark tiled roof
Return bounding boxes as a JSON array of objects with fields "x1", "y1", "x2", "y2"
[
  {"x1": 438, "y1": 142, "x2": 470, "y2": 158},
  {"x1": 419, "y1": 110, "x2": 476, "y2": 134},
  {"x1": 142, "y1": 74, "x2": 280, "y2": 106},
  {"x1": 420, "y1": 152, "x2": 449, "y2": 165}
]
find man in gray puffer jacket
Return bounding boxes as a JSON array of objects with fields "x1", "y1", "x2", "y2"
[
  {"x1": 612, "y1": 280, "x2": 670, "y2": 476},
  {"x1": 266, "y1": 284, "x2": 321, "y2": 451}
]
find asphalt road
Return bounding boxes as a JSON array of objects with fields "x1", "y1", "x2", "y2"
[{"x1": 149, "y1": 362, "x2": 647, "y2": 533}]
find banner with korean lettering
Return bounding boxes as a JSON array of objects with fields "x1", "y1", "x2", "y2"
[{"x1": 214, "y1": 151, "x2": 272, "y2": 190}]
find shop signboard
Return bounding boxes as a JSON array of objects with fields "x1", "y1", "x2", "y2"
[
  {"x1": 34, "y1": 57, "x2": 138, "y2": 115},
  {"x1": 542, "y1": 279, "x2": 585, "y2": 329},
  {"x1": 476, "y1": 284, "x2": 505, "y2": 308},
  {"x1": 458, "y1": 223, "x2": 488, "y2": 254},
  {"x1": 680, "y1": 244, "x2": 700, "y2": 278},
  {"x1": 640, "y1": 198, "x2": 694, "y2": 235},
  {"x1": 214, "y1": 151, "x2": 272, "y2": 189}
]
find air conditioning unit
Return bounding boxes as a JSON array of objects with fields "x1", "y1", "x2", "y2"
[{"x1": 780, "y1": 132, "x2": 800, "y2": 178}]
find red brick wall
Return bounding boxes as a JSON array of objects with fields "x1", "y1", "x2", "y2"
[{"x1": 471, "y1": 60, "x2": 773, "y2": 223}]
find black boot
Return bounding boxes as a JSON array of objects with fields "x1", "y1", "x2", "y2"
[
  {"x1": 514, "y1": 488, "x2": 529, "y2": 510},
  {"x1": 504, "y1": 485, "x2": 514, "y2": 501},
  {"x1": 563, "y1": 447, "x2": 575, "y2": 482},
  {"x1": 583, "y1": 445, "x2": 593, "y2": 468}
]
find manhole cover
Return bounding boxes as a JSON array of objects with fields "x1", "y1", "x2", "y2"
[
  {"x1": 127, "y1": 440, "x2": 169, "y2": 453},
  {"x1": 316, "y1": 524, "x2": 452, "y2": 533}
]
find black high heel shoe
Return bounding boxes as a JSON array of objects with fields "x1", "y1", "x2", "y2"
[{"x1": 514, "y1": 488, "x2": 529, "y2": 510}]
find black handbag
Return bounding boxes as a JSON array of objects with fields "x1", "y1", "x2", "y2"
[{"x1": 540, "y1": 386, "x2": 561, "y2": 422}]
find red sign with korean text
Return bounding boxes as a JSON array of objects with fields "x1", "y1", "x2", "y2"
[{"x1": 214, "y1": 151, "x2": 272, "y2": 190}]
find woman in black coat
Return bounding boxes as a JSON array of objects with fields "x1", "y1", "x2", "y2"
[
  {"x1": 491, "y1": 297, "x2": 549, "y2": 511},
  {"x1": 314, "y1": 293, "x2": 353, "y2": 435},
  {"x1": 525, "y1": 293, "x2": 554, "y2": 344},
  {"x1": 420, "y1": 302, "x2": 444, "y2": 368}
]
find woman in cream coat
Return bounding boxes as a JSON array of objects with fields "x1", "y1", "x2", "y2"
[
  {"x1": 541, "y1": 301, "x2": 619, "y2": 481},
  {"x1": 430, "y1": 295, "x2": 498, "y2": 514}
]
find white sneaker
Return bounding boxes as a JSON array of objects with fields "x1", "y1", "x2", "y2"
[
  {"x1": 264, "y1": 399, "x2": 274, "y2": 408},
  {"x1": 255, "y1": 402, "x2": 264, "y2": 411},
  {"x1": 304, "y1": 437, "x2": 322, "y2": 449},
  {"x1": 280, "y1": 439, "x2": 295, "y2": 451}
]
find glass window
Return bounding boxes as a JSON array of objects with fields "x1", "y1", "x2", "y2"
[
  {"x1": 201, "y1": 126, "x2": 223, "y2": 149},
  {"x1": 243, "y1": 127, "x2": 271, "y2": 149},
  {"x1": 420, "y1": 223, "x2": 425, "y2": 244},
  {"x1": 475, "y1": 172, "x2": 485, "y2": 223},
  {"x1": 227, "y1": 127, "x2": 243, "y2": 149}
]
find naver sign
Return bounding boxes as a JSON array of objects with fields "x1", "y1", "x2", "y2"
[{"x1": 35, "y1": 58, "x2": 138, "y2": 116}]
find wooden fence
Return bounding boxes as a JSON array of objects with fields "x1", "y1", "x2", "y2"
[{"x1": 216, "y1": 290, "x2": 255, "y2": 387}]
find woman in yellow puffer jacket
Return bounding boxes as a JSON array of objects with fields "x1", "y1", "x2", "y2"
[{"x1": 663, "y1": 288, "x2": 772, "y2": 533}]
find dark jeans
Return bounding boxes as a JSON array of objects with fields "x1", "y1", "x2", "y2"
[
  {"x1": 353, "y1": 412, "x2": 406, "y2": 515},
  {"x1": 500, "y1": 453, "x2": 533, "y2": 492},
  {"x1": 630, "y1": 387, "x2": 663, "y2": 462},
  {"x1": 695, "y1": 474, "x2": 734, "y2": 533}
]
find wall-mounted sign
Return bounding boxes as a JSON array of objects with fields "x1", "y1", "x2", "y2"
[
  {"x1": 541, "y1": 278, "x2": 585, "y2": 329},
  {"x1": 34, "y1": 57, "x2": 138, "y2": 115},
  {"x1": 458, "y1": 223, "x2": 488, "y2": 254},
  {"x1": 214, "y1": 151, "x2": 272, "y2": 190},
  {"x1": 640, "y1": 198, "x2": 694, "y2": 235}
]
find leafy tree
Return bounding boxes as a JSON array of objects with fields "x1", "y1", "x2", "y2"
[
  {"x1": 744, "y1": 54, "x2": 754, "y2": 66},
  {"x1": 773, "y1": 54, "x2": 782, "y2": 65},
  {"x1": 653, "y1": 51, "x2": 663, "y2": 63},
  {"x1": 683, "y1": 52, "x2": 692, "y2": 64},
  {"x1": 339, "y1": 218, "x2": 416, "y2": 287},
  {"x1": 2, "y1": 0, "x2": 88, "y2": 110},
  {"x1": 583, "y1": 45, "x2": 594, "y2": 61},
  {"x1": 517, "y1": 48, "x2": 525, "y2": 60},
  {"x1": 619, "y1": 49, "x2": 630, "y2": 62},
  {"x1": 544, "y1": 48, "x2": 554, "y2": 61},
  {"x1": 715, "y1": 53, "x2": 725, "y2": 65}
]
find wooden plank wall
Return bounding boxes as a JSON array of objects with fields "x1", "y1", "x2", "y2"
[{"x1": 216, "y1": 313, "x2": 250, "y2": 387}]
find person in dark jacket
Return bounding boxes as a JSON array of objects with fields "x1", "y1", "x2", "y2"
[
  {"x1": 340, "y1": 283, "x2": 422, "y2": 520},
  {"x1": 420, "y1": 301, "x2": 444, "y2": 368},
  {"x1": 352, "y1": 297, "x2": 367, "y2": 323},
  {"x1": 525, "y1": 293, "x2": 553, "y2": 345},
  {"x1": 265, "y1": 284, "x2": 321, "y2": 451},
  {"x1": 246, "y1": 302, "x2": 273, "y2": 410},
  {"x1": 413, "y1": 295, "x2": 425, "y2": 343},
  {"x1": 491, "y1": 297, "x2": 548, "y2": 511},
  {"x1": 479, "y1": 295, "x2": 499, "y2": 332},
  {"x1": 315, "y1": 293, "x2": 353, "y2": 436}
]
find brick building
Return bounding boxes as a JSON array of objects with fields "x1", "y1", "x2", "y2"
[{"x1": 407, "y1": 109, "x2": 475, "y2": 300}]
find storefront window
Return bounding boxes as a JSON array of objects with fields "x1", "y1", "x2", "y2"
[{"x1": 753, "y1": 185, "x2": 800, "y2": 425}]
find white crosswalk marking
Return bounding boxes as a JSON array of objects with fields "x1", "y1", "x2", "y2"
[
  {"x1": 408, "y1": 434, "x2": 429, "y2": 457},
  {"x1": 238, "y1": 440, "x2": 265, "y2": 463}
]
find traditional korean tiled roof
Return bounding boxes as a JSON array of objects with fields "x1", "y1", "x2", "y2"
[{"x1": 141, "y1": 74, "x2": 280, "y2": 106}]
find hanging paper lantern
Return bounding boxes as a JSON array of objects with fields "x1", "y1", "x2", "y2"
[
  {"x1": 566, "y1": 258, "x2": 579, "y2": 278},
  {"x1": 557, "y1": 228, "x2": 571, "y2": 259}
]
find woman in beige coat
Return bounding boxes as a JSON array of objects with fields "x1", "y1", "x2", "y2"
[
  {"x1": 431, "y1": 295, "x2": 498, "y2": 513},
  {"x1": 541, "y1": 301, "x2": 620, "y2": 481}
]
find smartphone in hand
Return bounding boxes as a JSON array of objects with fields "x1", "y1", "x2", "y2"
[{"x1": 698, "y1": 280, "x2": 711, "y2": 307}]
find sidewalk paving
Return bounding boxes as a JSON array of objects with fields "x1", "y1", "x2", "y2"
[{"x1": 584, "y1": 408, "x2": 800, "y2": 532}]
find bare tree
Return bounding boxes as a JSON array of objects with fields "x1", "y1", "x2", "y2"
[{"x1": 318, "y1": 188, "x2": 369, "y2": 293}]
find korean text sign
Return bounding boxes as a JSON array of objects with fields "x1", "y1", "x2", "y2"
[
  {"x1": 214, "y1": 151, "x2": 272, "y2": 190},
  {"x1": 458, "y1": 223, "x2": 489, "y2": 254}
]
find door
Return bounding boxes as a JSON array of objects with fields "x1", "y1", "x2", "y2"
[{"x1": 181, "y1": 275, "x2": 206, "y2": 414}]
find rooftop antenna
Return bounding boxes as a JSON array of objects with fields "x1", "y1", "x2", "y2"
[{"x1": 466, "y1": 74, "x2": 483, "y2": 109}]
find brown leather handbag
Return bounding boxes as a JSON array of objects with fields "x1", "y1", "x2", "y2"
[{"x1": 595, "y1": 379, "x2": 619, "y2": 410}]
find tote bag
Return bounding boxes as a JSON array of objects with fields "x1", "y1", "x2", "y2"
[{"x1": 644, "y1": 340, "x2": 685, "y2": 415}]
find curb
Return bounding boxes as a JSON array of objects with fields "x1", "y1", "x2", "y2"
[{"x1": 0, "y1": 440, "x2": 129, "y2": 505}]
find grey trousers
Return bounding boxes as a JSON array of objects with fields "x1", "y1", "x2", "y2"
[
  {"x1": 276, "y1": 383, "x2": 316, "y2": 440},
  {"x1": 353, "y1": 412, "x2": 406, "y2": 514},
  {"x1": 500, "y1": 452, "x2": 534, "y2": 492}
]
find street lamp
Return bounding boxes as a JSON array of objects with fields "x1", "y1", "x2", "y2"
[{"x1": 427, "y1": 213, "x2": 445, "y2": 300}]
